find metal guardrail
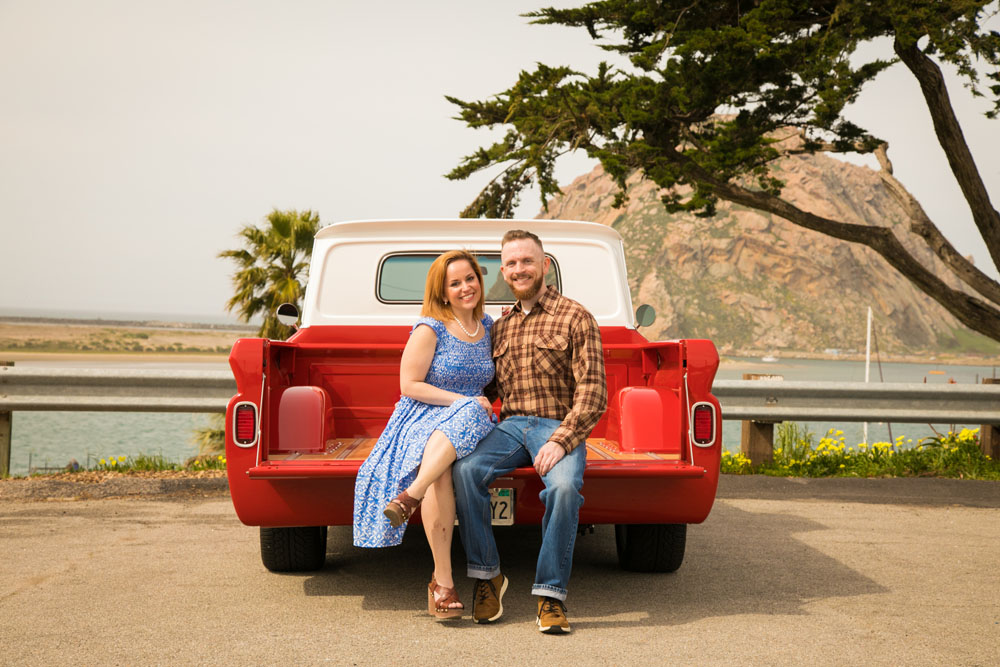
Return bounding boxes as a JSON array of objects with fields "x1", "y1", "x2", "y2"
[
  {"x1": 712, "y1": 380, "x2": 1000, "y2": 424},
  {"x1": 1, "y1": 367, "x2": 998, "y2": 475},
  {"x1": 1, "y1": 367, "x2": 997, "y2": 422},
  {"x1": 0, "y1": 367, "x2": 235, "y2": 412}
]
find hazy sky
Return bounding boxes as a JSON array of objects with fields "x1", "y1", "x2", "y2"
[{"x1": 2, "y1": 1, "x2": 998, "y2": 320}]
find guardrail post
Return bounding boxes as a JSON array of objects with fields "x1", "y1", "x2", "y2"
[
  {"x1": 1, "y1": 361, "x2": 12, "y2": 477},
  {"x1": 740, "y1": 373, "x2": 782, "y2": 467},
  {"x1": 982, "y1": 378, "x2": 1000, "y2": 460}
]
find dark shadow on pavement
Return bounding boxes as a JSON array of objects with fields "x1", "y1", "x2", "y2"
[{"x1": 302, "y1": 501, "x2": 888, "y2": 629}]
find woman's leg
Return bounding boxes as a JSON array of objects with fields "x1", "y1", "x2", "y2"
[
  {"x1": 404, "y1": 429, "x2": 457, "y2": 501},
  {"x1": 384, "y1": 431, "x2": 461, "y2": 531},
  {"x1": 420, "y1": 471, "x2": 461, "y2": 609}
]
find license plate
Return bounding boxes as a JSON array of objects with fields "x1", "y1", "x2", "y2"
[{"x1": 490, "y1": 487, "x2": 514, "y2": 526}]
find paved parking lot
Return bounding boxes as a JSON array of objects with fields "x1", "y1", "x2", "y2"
[{"x1": 1, "y1": 478, "x2": 998, "y2": 665}]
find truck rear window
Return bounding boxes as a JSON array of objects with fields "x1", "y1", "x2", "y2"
[{"x1": 377, "y1": 253, "x2": 560, "y2": 303}]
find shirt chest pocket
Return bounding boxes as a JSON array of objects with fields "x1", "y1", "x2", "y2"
[
  {"x1": 493, "y1": 339, "x2": 513, "y2": 381},
  {"x1": 533, "y1": 333, "x2": 570, "y2": 377}
]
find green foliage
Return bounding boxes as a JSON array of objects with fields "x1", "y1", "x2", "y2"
[
  {"x1": 775, "y1": 421, "x2": 816, "y2": 461},
  {"x1": 88, "y1": 453, "x2": 227, "y2": 473},
  {"x1": 944, "y1": 325, "x2": 1000, "y2": 354},
  {"x1": 447, "y1": 0, "x2": 999, "y2": 214},
  {"x1": 219, "y1": 208, "x2": 320, "y2": 339},
  {"x1": 193, "y1": 414, "x2": 226, "y2": 455},
  {"x1": 722, "y1": 426, "x2": 999, "y2": 479}
]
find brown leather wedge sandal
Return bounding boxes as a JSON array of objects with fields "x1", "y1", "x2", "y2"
[
  {"x1": 427, "y1": 577, "x2": 464, "y2": 619},
  {"x1": 383, "y1": 490, "x2": 421, "y2": 528}
]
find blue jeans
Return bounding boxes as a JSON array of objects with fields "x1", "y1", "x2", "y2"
[{"x1": 453, "y1": 416, "x2": 586, "y2": 601}]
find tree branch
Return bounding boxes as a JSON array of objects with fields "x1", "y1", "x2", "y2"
[
  {"x1": 894, "y1": 37, "x2": 1000, "y2": 270},
  {"x1": 680, "y1": 159, "x2": 1000, "y2": 341},
  {"x1": 873, "y1": 143, "x2": 1000, "y2": 305}
]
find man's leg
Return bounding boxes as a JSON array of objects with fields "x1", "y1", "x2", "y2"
[
  {"x1": 452, "y1": 417, "x2": 532, "y2": 579},
  {"x1": 520, "y1": 419, "x2": 587, "y2": 602},
  {"x1": 453, "y1": 417, "x2": 532, "y2": 623}
]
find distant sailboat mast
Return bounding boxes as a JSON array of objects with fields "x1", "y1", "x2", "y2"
[{"x1": 863, "y1": 306, "x2": 872, "y2": 445}]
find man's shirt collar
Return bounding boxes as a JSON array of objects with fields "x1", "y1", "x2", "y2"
[{"x1": 513, "y1": 284, "x2": 557, "y2": 316}]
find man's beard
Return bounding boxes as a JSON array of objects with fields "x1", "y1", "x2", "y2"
[{"x1": 509, "y1": 273, "x2": 545, "y2": 302}]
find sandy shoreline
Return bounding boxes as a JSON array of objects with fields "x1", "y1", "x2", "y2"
[
  {"x1": 2, "y1": 318, "x2": 996, "y2": 366},
  {"x1": 1, "y1": 319, "x2": 996, "y2": 367},
  {"x1": 720, "y1": 352, "x2": 999, "y2": 369},
  {"x1": 0, "y1": 351, "x2": 230, "y2": 363},
  {"x1": 2, "y1": 350, "x2": 995, "y2": 370}
]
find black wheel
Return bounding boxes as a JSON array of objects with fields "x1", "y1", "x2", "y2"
[
  {"x1": 259, "y1": 526, "x2": 328, "y2": 572},
  {"x1": 615, "y1": 523, "x2": 687, "y2": 573}
]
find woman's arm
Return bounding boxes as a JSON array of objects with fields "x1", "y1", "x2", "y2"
[{"x1": 399, "y1": 324, "x2": 468, "y2": 406}]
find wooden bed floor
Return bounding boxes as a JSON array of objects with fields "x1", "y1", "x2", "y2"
[{"x1": 268, "y1": 438, "x2": 680, "y2": 462}]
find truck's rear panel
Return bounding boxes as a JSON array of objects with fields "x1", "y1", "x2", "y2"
[{"x1": 226, "y1": 325, "x2": 721, "y2": 528}]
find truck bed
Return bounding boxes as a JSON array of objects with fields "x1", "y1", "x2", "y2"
[
  {"x1": 251, "y1": 436, "x2": 707, "y2": 485},
  {"x1": 267, "y1": 437, "x2": 682, "y2": 462}
]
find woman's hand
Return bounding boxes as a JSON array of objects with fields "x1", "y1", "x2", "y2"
[{"x1": 476, "y1": 396, "x2": 492, "y2": 414}]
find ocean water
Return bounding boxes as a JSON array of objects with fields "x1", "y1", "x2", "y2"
[
  {"x1": 716, "y1": 356, "x2": 998, "y2": 452},
  {"x1": 7, "y1": 358, "x2": 228, "y2": 476},
  {"x1": 4, "y1": 356, "x2": 996, "y2": 476},
  {"x1": 12, "y1": 411, "x2": 216, "y2": 473}
]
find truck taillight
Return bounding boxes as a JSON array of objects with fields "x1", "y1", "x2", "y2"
[
  {"x1": 692, "y1": 403, "x2": 715, "y2": 446},
  {"x1": 234, "y1": 402, "x2": 258, "y2": 446}
]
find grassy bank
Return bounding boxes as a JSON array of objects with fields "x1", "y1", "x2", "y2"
[
  {"x1": 15, "y1": 453, "x2": 228, "y2": 478},
  {"x1": 722, "y1": 425, "x2": 999, "y2": 480},
  {"x1": 13, "y1": 428, "x2": 997, "y2": 481},
  {"x1": 0, "y1": 321, "x2": 241, "y2": 355}
]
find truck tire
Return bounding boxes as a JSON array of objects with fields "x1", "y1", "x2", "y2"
[
  {"x1": 615, "y1": 523, "x2": 686, "y2": 573},
  {"x1": 260, "y1": 526, "x2": 328, "y2": 572}
]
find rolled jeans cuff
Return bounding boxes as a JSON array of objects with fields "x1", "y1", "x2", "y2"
[
  {"x1": 468, "y1": 564, "x2": 501, "y2": 581},
  {"x1": 532, "y1": 584, "x2": 567, "y2": 602}
]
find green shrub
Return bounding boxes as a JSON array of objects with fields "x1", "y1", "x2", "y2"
[{"x1": 723, "y1": 425, "x2": 998, "y2": 480}]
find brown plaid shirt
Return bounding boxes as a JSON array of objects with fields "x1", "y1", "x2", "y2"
[{"x1": 486, "y1": 285, "x2": 607, "y2": 453}]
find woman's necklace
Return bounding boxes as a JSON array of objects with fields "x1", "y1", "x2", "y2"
[{"x1": 453, "y1": 316, "x2": 480, "y2": 338}]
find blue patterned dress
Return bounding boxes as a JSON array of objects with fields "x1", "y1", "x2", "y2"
[{"x1": 353, "y1": 315, "x2": 496, "y2": 547}]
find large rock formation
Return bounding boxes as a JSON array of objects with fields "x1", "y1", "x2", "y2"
[{"x1": 538, "y1": 154, "x2": 993, "y2": 355}]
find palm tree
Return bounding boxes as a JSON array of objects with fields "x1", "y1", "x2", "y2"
[
  {"x1": 219, "y1": 208, "x2": 320, "y2": 339},
  {"x1": 197, "y1": 209, "x2": 320, "y2": 455}
]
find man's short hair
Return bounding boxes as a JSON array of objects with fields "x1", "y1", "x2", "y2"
[{"x1": 501, "y1": 229, "x2": 543, "y2": 252}]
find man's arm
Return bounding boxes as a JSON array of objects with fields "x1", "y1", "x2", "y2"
[
  {"x1": 545, "y1": 311, "x2": 607, "y2": 454},
  {"x1": 483, "y1": 376, "x2": 500, "y2": 405}
]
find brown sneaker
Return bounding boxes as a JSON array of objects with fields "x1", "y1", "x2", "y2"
[
  {"x1": 537, "y1": 596, "x2": 571, "y2": 634},
  {"x1": 472, "y1": 572, "x2": 508, "y2": 623}
]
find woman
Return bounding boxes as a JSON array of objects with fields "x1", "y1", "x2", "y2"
[{"x1": 353, "y1": 249, "x2": 495, "y2": 618}]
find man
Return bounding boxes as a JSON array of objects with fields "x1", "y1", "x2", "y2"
[{"x1": 453, "y1": 229, "x2": 607, "y2": 634}]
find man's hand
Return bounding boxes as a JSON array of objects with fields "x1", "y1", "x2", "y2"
[
  {"x1": 533, "y1": 441, "x2": 565, "y2": 477},
  {"x1": 476, "y1": 396, "x2": 492, "y2": 414}
]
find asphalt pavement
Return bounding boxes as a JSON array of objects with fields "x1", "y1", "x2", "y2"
[{"x1": 1, "y1": 477, "x2": 998, "y2": 665}]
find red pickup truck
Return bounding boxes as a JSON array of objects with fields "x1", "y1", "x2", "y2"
[{"x1": 225, "y1": 219, "x2": 722, "y2": 574}]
